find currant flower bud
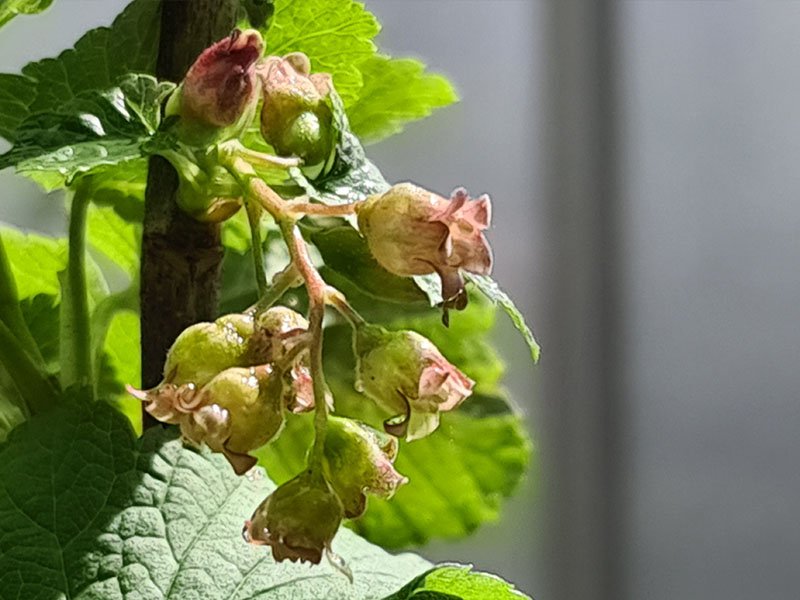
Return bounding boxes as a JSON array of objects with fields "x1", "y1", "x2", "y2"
[
  {"x1": 165, "y1": 29, "x2": 264, "y2": 146},
  {"x1": 354, "y1": 325, "x2": 474, "y2": 441},
  {"x1": 246, "y1": 306, "x2": 309, "y2": 364},
  {"x1": 182, "y1": 365, "x2": 285, "y2": 474},
  {"x1": 244, "y1": 470, "x2": 344, "y2": 565},
  {"x1": 356, "y1": 183, "x2": 493, "y2": 312},
  {"x1": 163, "y1": 313, "x2": 256, "y2": 388},
  {"x1": 258, "y1": 52, "x2": 335, "y2": 167},
  {"x1": 323, "y1": 417, "x2": 407, "y2": 518}
]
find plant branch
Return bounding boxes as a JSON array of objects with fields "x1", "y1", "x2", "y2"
[
  {"x1": 279, "y1": 218, "x2": 330, "y2": 470},
  {"x1": 91, "y1": 285, "x2": 139, "y2": 397},
  {"x1": 140, "y1": 0, "x2": 239, "y2": 428},
  {"x1": 250, "y1": 265, "x2": 302, "y2": 314}
]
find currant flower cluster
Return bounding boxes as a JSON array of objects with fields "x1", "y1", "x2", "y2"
[{"x1": 129, "y1": 29, "x2": 494, "y2": 574}]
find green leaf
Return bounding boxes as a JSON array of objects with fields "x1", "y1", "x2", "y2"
[
  {"x1": 258, "y1": 300, "x2": 532, "y2": 549},
  {"x1": 102, "y1": 309, "x2": 142, "y2": 432},
  {"x1": 306, "y1": 224, "x2": 430, "y2": 306},
  {"x1": 349, "y1": 56, "x2": 458, "y2": 145},
  {"x1": 0, "y1": 0, "x2": 160, "y2": 142},
  {"x1": 384, "y1": 564, "x2": 531, "y2": 600},
  {"x1": 0, "y1": 74, "x2": 173, "y2": 189},
  {"x1": 0, "y1": 0, "x2": 53, "y2": 29},
  {"x1": 265, "y1": 0, "x2": 379, "y2": 104},
  {"x1": 0, "y1": 225, "x2": 66, "y2": 300},
  {"x1": 0, "y1": 400, "x2": 435, "y2": 599},
  {"x1": 88, "y1": 203, "x2": 141, "y2": 279},
  {"x1": 465, "y1": 274, "x2": 541, "y2": 363}
]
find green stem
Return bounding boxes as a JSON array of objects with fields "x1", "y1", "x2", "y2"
[
  {"x1": 60, "y1": 183, "x2": 93, "y2": 398},
  {"x1": 0, "y1": 319, "x2": 59, "y2": 415},
  {"x1": 0, "y1": 232, "x2": 45, "y2": 366},
  {"x1": 249, "y1": 265, "x2": 302, "y2": 314},
  {"x1": 90, "y1": 285, "x2": 139, "y2": 397},
  {"x1": 246, "y1": 201, "x2": 268, "y2": 296}
]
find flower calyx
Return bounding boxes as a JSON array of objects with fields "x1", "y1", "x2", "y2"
[
  {"x1": 353, "y1": 324, "x2": 474, "y2": 440},
  {"x1": 323, "y1": 417, "x2": 407, "y2": 518},
  {"x1": 357, "y1": 182, "x2": 493, "y2": 316},
  {"x1": 244, "y1": 470, "x2": 345, "y2": 567}
]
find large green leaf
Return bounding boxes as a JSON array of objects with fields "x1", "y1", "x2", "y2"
[
  {"x1": 88, "y1": 203, "x2": 141, "y2": 279},
  {"x1": 349, "y1": 56, "x2": 458, "y2": 145},
  {"x1": 0, "y1": 0, "x2": 53, "y2": 29},
  {"x1": 257, "y1": 299, "x2": 532, "y2": 549},
  {"x1": 384, "y1": 564, "x2": 530, "y2": 600},
  {"x1": 0, "y1": 400, "x2": 435, "y2": 599},
  {"x1": 0, "y1": 74, "x2": 173, "y2": 189},
  {"x1": 0, "y1": 0, "x2": 160, "y2": 142}
]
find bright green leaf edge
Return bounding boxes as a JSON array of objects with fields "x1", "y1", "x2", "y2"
[
  {"x1": 0, "y1": 0, "x2": 53, "y2": 29},
  {"x1": 466, "y1": 274, "x2": 541, "y2": 363}
]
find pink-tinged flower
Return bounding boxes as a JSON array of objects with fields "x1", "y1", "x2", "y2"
[
  {"x1": 243, "y1": 470, "x2": 343, "y2": 565},
  {"x1": 128, "y1": 364, "x2": 285, "y2": 475},
  {"x1": 166, "y1": 29, "x2": 264, "y2": 144},
  {"x1": 357, "y1": 183, "x2": 493, "y2": 313},
  {"x1": 354, "y1": 325, "x2": 474, "y2": 441},
  {"x1": 258, "y1": 52, "x2": 335, "y2": 166},
  {"x1": 323, "y1": 417, "x2": 408, "y2": 518}
]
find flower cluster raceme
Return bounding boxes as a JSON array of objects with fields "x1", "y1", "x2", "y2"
[
  {"x1": 143, "y1": 30, "x2": 505, "y2": 576},
  {"x1": 127, "y1": 307, "x2": 315, "y2": 474}
]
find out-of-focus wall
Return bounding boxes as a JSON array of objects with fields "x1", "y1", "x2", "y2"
[{"x1": 620, "y1": 4, "x2": 800, "y2": 599}]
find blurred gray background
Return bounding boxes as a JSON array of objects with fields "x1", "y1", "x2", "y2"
[{"x1": 2, "y1": 1, "x2": 799, "y2": 599}]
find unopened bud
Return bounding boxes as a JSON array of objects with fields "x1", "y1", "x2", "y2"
[
  {"x1": 163, "y1": 313, "x2": 256, "y2": 388},
  {"x1": 182, "y1": 365, "x2": 285, "y2": 474},
  {"x1": 258, "y1": 53, "x2": 335, "y2": 166}
]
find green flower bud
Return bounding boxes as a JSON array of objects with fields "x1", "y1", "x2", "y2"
[
  {"x1": 163, "y1": 313, "x2": 256, "y2": 388},
  {"x1": 354, "y1": 325, "x2": 474, "y2": 441},
  {"x1": 181, "y1": 365, "x2": 285, "y2": 474},
  {"x1": 258, "y1": 53, "x2": 335, "y2": 167},
  {"x1": 244, "y1": 470, "x2": 343, "y2": 565},
  {"x1": 357, "y1": 183, "x2": 492, "y2": 313},
  {"x1": 165, "y1": 29, "x2": 264, "y2": 147},
  {"x1": 323, "y1": 417, "x2": 407, "y2": 518}
]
